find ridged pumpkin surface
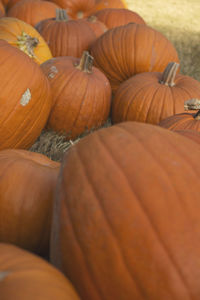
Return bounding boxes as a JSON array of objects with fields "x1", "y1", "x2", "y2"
[
  {"x1": 0, "y1": 40, "x2": 52, "y2": 150},
  {"x1": 0, "y1": 149, "x2": 60, "y2": 256},
  {"x1": 7, "y1": 0, "x2": 60, "y2": 27},
  {"x1": 36, "y1": 12, "x2": 96, "y2": 58},
  {"x1": 0, "y1": 17, "x2": 52, "y2": 64},
  {"x1": 51, "y1": 121, "x2": 200, "y2": 300},
  {"x1": 112, "y1": 65, "x2": 200, "y2": 124},
  {"x1": 94, "y1": 8, "x2": 145, "y2": 29},
  {"x1": 41, "y1": 53, "x2": 111, "y2": 140},
  {"x1": 90, "y1": 23, "x2": 179, "y2": 92},
  {"x1": 0, "y1": 243, "x2": 81, "y2": 300},
  {"x1": 92, "y1": 0, "x2": 127, "y2": 11},
  {"x1": 160, "y1": 112, "x2": 200, "y2": 132},
  {"x1": 83, "y1": 15, "x2": 107, "y2": 38},
  {"x1": 174, "y1": 129, "x2": 200, "y2": 144}
]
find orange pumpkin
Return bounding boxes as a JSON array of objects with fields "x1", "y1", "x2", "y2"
[
  {"x1": 41, "y1": 51, "x2": 111, "y2": 140},
  {"x1": 0, "y1": 0, "x2": 5, "y2": 16},
  {"x1": 92, "y1": 0, "x2": 127, "y2": 12},
  {"x1": 94, "y1": 8, "x2": 145, "y2": 29},
  {"x1": 90, "y1": 23, "x2": 179, "y2": 93},
  {"x1": 159, "y1": 98, "x2": 200, "y2": 132},
  {"x1": 0, "y1": 243, "x2": 80, "y2": 300},
  {"x1": 174, "y1": 129, "x2": 200, "y2": 144},
  {"x1": 50, "y1": 121, "x2": 200, "y2": 300},
  {"x1": 111, "y1": 63, "x2": 200, "y2": 125},
  {"x1": 36, "y1": 9, "x2": 96, "y2": 58},
  {"x1": 0, "y1": 149, "x2": 59, "y2": 256},
  {"x1": 0, "y1": 17, "x2": 52, "y2": 64},
  {"x1": 7, "y1": 0, "x2": 60, "y2": 27},
  {"x1": 48, "y1": 0, "x2": 96, "y2": 19},
  {"x1": 0, "y1": 40, "x2": 52, "y2": 150},
  {"x1": 83, "y1": 15, "x2": 107, "y2": 38}
]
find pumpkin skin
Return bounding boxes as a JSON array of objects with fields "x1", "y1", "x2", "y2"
[
  {"x1": 92, "y1": 0, "x2": 127, "y2": 12},
  {"x1": 111, "y1": 63, "x2": 200, "y2": 125},
  {"x1": 48, "y1": 0, "x2": 96, "y2": 19},
  {"x1": 0, "y1": 17, "x2": 52, "y2": 64},
  {"x1": 83, "y1": 15, "x2": 107, "y2": 38},
  {"x1": 94, "y1": 8, "x2": 145, "y2": 29},
  {"x1": 0, "y1": 149, "x2": 59, "y2": 256},
  {"x1": 7, "y1": 0, "x2": 60, "y2": 27},
  {"x1": 50, "y1": 121, "x2": 200, "y2": 300},
  {"x1": 0, "y1": 0, "x2": 5, "y2": 16},
  {"x1": 36, "y1": 9, "x2": 96, "y2": 58},
  {"x1": 0, "y1": 243, "x2": 81, "y2": 300},
  {"x1": 90, "y1": 23, "x2": 179, "y2": 93},
  {"x1": 0, "y1": 40, "x2": 52, "y2": 150},
  {"x1": 174, "y1": 130, "x2": 200, "y2": 144},
  {"x1": 41, "y1": 52, "x2": 111, "y2": 140}
]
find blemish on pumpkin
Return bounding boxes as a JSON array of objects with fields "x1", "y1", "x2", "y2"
[
  {"x1": 20, "y1": 88, "x2": 31, "y2": 106},
  {"x1": 48, "y1": 65, "x2": 58, "y2": 79},
  {"x1": 0, "y1": 270, "x2": 10, "y2": 281}
]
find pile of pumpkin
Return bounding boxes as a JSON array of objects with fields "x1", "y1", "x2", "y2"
[{"x1": 1, "y1": 0, "x2": 200, "y2": 299}]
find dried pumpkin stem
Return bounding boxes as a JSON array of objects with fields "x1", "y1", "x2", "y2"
[
  {"x1": 15, "y1": 31, "x2": 39, "y2": 59},
  {"x1": 184, "y1": 98, "x2": 200, "y2": 120},
  {"x1": 159, "y1": 62, "x2": 179, "y2": 87},
  {"x1": 87, "y1": 15, "x2": 98, "y2": 23},
  {"x1": 56, "y1": 8, "x2": 69, "y2": 21},
  {"x1": 75, "y1": 51, "x2": 94, "y2": 73}
]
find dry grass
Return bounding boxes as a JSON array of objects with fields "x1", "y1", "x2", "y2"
[{"x1": 31, "y1": 0, "x2": 200, "y2": 161}]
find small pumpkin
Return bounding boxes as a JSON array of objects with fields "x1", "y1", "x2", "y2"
[
  {"x1": 0, "y1": 149, "x2": 59, "y2": 256},
  {"x1": 0, "y1": 17, "x2": 52, "y2": 64},
  {"x1": 93, "y1": 8, "x2": 145, "y2": 29},
  {"x1": 7, "y1": 0, "x2": 60, "y2": 27},
  {"x1": 112, "y1": 63, "x2": 200, "y2": 125},
  {"x1": 50, "y1": 121, "x2": 200, "y2": 300},
  {"x1": 92, "y1": 0, "x2": 127, "y2": 12},
  {"x1": 41, "y1": 51, "x2": 111, "y2": 140},
  {"x1": 0, "y1": 40, "x2": 52, "y2": 150},
  {"x1": 90, "y1": 23, "x2": 179, "y2": 93},
  {"x1": 36, "y1": 9, "x2": 96, "y2": 58},
  {"x1": 0, "y1": 243, "x2": 80, "y2": 300},
  {"x1": 159, "y1": 98, "x2": 200, "y2": 132}
]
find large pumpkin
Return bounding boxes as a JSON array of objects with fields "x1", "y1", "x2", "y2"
[
  {"x1": 41, "y1": 51, "x2": 111, "y2": 140},
  {"x1": 0, "y1": 243, "x2": 80, "y2": 300},
  {"x1": 93, "y1": 8, "x2": 145, "y2": 29},
  {"x1": 0, "y1": 149, "x2": 59, "y2": 256},
  {"x1": 111, "y1": 63, "x2": 200, "y2": 124},
  {"x1": 50, "y1": 121, "x2": 200, "y2": 300},
  {"x1": 36, "y1": 9, "x2": 96, "y2": 58},
  {"x1": 0, "y1": 40, "x2": 52, "y2": 150},
  {"x1": 0, "y1": 17, "x2": 52, "y2": 64},
  {"x1": 7, "y1": 0, "x2": 60, "y2": 27},
  {"x1": 159, "y1": 98, "x2": 200, "y2": 132},
  {"x1": 90, "y1": 23, "x2": 179, "y2": 93}
]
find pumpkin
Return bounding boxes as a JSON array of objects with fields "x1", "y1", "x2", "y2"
[
  {"x1": 0, "y1": 243, "x2": 80, "y2": 300},
  {"x1": 0, "y1": 40, "x2": 52, "y2": 150},
  {"x1": 41, "y1": 51, "x2": 111, "y2": 140},
  {"x1": 83, "y1": 15, "x2": 107, "y2": 38},
  {"x1": 92, "y1": 0, "x2": 127, "y2": 12},
  {"x1": 0, "y1": 17, "x2": 52, "y2": 64},
  {"x1": 90, "y1": 23, "x2": 179, "y2": 93},
  {"x1": 159, "y1": 98, "x2": 200, "y2": 132},
  {"x1": 36, "y1": 9, "x2": 96, "y2": 58},
  {"x1": 0, "y1": 149, "x2": 59, "y2": 256},
  {"x1": 111, "y1": 63, "x2": 200, "y2": 125},
  {"x1": 50, "y1": 121, "x2": 200, "y2": 300},
  {"x1": 174, "y1": 130, "x2": 200, "y2": 144},
  {"x1": 93, "y1": 8, "x2": 145, "y2": 29},
  {"x1": 6, "y1": 0, "x2": 21, "y2": 10},
  {"x1": 48, "y1": 0, "x2": 96, "y2": 19},
  {"x1": 7, "y1": 0, "x2": 60, "y2": 27},
  {"x1": 0, "y1": 0, "x2": 5, "y2": 16}
]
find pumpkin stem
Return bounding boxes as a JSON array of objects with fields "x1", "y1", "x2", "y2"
[
  {"x1": 75, "y1": 51, "x2": 94, "y2": 73},
  {"x1": 159, "y1": 62, "x2": 179, "y2": 87},
  {"x1": 15, "y1": 31, "x2": 39, "y2": 59},
  {"x1": 56, "y1": 8, "x2": 69, "y2": 21},
  {"x1": 184, "y1": 98, "x2": 200, "y2": 120},
  {"x1": 77, "y1": 11, "x2": 84, "y2": 19}
]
